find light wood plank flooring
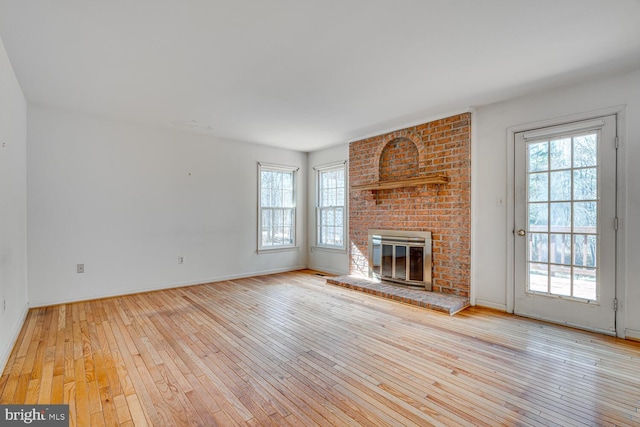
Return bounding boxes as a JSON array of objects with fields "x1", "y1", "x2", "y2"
[{"x1": 1, "y1": 270, "x2": 639, "y2": 426}]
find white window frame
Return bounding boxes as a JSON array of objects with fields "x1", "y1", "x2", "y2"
[
  {"x1": 258, "y1": 162, "x2": 299, "y2": 253},
  {"x1": 314, "y1": 161, "x2": 347, "y2": 252}
]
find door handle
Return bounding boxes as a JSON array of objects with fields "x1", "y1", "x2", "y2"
[{"x1": 517, "y1": 229, "x2": 526, "y2": 236}]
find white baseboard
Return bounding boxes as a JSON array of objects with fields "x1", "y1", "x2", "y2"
[
  {"x1": 306, "y1": 265, "x2": 348, "y2": 276},
  {"x1": 624, "y1": 328, "x2": 640, "y2": 342},
  {"x1": 29, "y1": 265, "x2": 308, "y2": 308},
  {"x1": 474, "y1": 299, "x2": 507, "y2": 312},
  {"x1": 0, "y1": 301, "x2": 29, "y2": 373}
]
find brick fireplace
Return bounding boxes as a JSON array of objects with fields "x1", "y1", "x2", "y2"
[{"x1": 349, "y1": 113, "x2": 471, "y2": 297}]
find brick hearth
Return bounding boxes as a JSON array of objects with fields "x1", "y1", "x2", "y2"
[{"x1": 326, "y1": 275, "x2": 469, "y2": 315}]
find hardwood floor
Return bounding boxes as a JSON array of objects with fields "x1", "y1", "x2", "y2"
[{"x1": 1, "y1": 270, "x2": 639, "y2": 426}]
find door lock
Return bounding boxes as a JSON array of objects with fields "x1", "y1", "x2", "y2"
[{"x1": 517, "y1": 229, "x2": 526, "y2": 236}]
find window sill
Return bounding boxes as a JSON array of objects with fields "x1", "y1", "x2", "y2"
[{"x1": 257, "y1": 246, "x2": 300, "y2": 254}]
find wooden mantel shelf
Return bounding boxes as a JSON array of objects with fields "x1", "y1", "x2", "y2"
[{"x1": 351, "y1": 173, "x2": 449, "y2": 191}]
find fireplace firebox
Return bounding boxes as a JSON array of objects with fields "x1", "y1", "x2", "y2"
[{"x1": 368, "y1": 230, "x2": 432, "y2": 290}]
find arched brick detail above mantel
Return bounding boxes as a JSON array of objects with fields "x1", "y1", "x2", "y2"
[
  {"x1": 378, "y1": 138, "x2": 419, "y2": 181},
  {"x1": 372, "y1": 129, "x2": 427, "y2": 182}
]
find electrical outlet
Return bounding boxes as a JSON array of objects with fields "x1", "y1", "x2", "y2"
[
  {"x1": 77, "y1": 264, "x2": 85, "y2": 273},
  {"x1": 178, "y1": 256, "x2": 185, "y2": 264}
]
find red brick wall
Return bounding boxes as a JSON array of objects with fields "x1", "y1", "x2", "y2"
[{"x1": 349, "y1": 113, "x2": 471, "y2": 297}]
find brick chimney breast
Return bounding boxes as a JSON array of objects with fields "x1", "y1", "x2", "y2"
[{"x1": 349, "y1": 113, "x2": 471, "y2": 297}]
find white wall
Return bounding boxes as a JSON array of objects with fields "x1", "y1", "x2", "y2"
[
  {"x1": 27, "y1": 106, "x2": 307, "y2": 306},
  {"x1": 0, "y1": 37, "x2": 28, "y2": 369},
  {"x1": 5, "y1": 49, "x2": 639, "y2": 379},
  {"x1": 473, "y1": 68, "x2": 640, "y2": 338},
  {"x1": 307, "y1": 143, "x2": 350, "y2": 275}
]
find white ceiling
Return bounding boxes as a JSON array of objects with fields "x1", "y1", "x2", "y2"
[{"x1": 1, "y1": 1, "x2": 639, "y2": 151}]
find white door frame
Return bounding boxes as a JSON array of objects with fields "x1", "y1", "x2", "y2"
[{"x1": 506, "y1": 105, "x2": 627, "y2": 337}]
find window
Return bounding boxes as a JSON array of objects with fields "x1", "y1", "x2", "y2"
[
  {"x1": 258, "y1": 163, "x2": 298, "y2": 251},
  {"x1": 316, "y1": 162, "x2": 346, "y2": 249}
]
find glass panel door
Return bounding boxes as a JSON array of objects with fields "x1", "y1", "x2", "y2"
[
  {"x1": 409, "y1": 247, "x2": 424, "y2": 281},
  {"x1": 514, "y1": 115, "x2": 617, "y2": 334},
  {"x1": 381, "y1": 244, "x2": 393, "y2": 278},
  {"x1": 395, "y1": 246, "x2": 407, "y2": 280}
]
